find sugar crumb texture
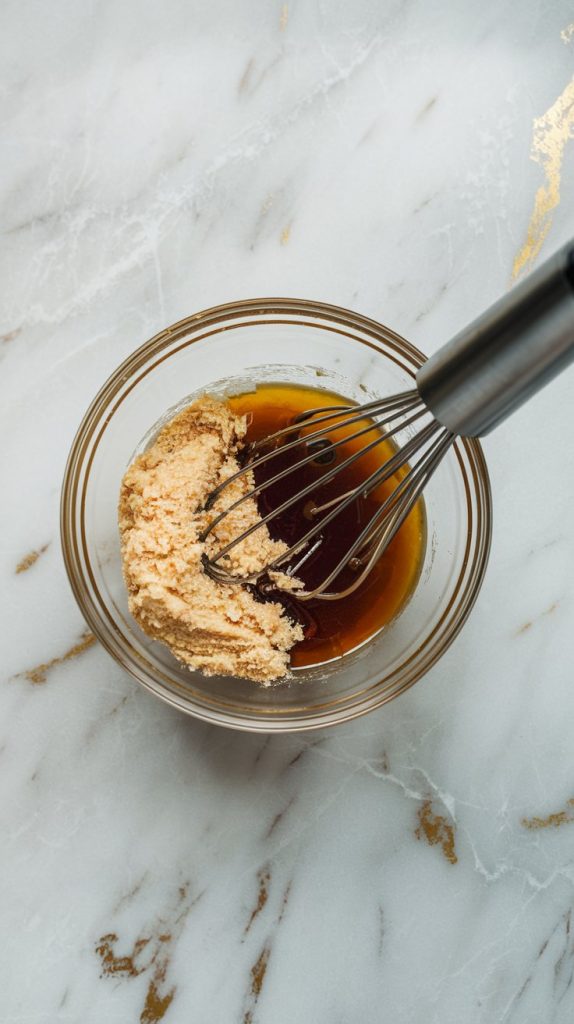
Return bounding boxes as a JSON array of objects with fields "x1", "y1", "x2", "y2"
[{"x1": 118, "y1": 396, "x2": 303, "y2": 683}]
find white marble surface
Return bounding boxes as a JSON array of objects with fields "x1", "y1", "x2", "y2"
[{"x1": 2, "y1": 1, "x2": 574, "y2": 1021}]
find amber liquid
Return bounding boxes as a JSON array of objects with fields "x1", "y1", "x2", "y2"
[{"x1": 227, "y1": 383, "x2": 425, "y2": 670}]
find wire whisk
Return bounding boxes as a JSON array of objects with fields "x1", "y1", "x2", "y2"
[
  {"x1": 202, "y1": 391, "x2": 450, "y2": 600},
  {"x1": 203, "y1": 240, "x2": 574, "y2": 601}
]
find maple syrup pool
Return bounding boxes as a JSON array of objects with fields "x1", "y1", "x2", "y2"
[{"x1": 227, "y1": 383, "x2": 426, "y2": 670}]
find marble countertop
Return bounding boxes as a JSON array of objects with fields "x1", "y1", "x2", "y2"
[{"x1": 3, "y1": 2, "x2": 574, "y2": 1021}]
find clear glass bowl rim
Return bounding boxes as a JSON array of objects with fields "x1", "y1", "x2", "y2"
[{"x1": 60, "y1": 297, "x2": 493, "y2": 732}]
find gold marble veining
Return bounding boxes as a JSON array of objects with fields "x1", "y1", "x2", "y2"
[
  {"x1": 280, "y1": 4, "x2": 288, "y2": 31},
  {"x1": 244, "y1": 946, "x2": 270, "y2": 1023},
  {"x1": 16, "y1": 544, "x2": 49, "y2": 574},
  {"x1": 1, "y1": 328, "x2": 20, "y2": 344},
  {"x1": 19, "y1": 630, "x2": 96, "y2": 684},
  {"x1": 512, "y1": 78, "x2": 574, "y2": 280},
  {"x1": 95, "y1": 933, "x2": 150, "y2": 978},
  {"x1": 278, "y1": 880, "x2": 291, "y2": 921},
  {"x1": 96, "y1": 932, "x2": 174, "y2": 1023},
  {"x1": 516, "y1": 601, "x2": 558, "y2": 636},
  {"x1": 95, "y1": 883, "x2": 192, "y2": 1024},
  {"x1": 561, "y1": 23, "x2": 574, "y2": 44},
  {"x1": 266, "y1": 797, "x2": 294, "y2": 837},
  {"x1": 415, "y1": 799, "x2": 458, "y2": 864},
  {"x1": 522, "y1": 798, "x2": 574, "y2": 831},
  {"x1": 243, "y1": 867, "x2": 270, "y2": 936}
]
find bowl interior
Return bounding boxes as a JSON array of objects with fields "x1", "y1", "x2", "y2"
[{"x1": 62, "y1": 301, "x2": 491, "y2": 731}]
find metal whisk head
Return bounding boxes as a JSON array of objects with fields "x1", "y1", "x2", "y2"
[
  {"x1": 201, "y1": 240, "x2": 574, "y2": 601},
  {"x1": 201, "y1": 389, "x2": 455, "y2": 601}
]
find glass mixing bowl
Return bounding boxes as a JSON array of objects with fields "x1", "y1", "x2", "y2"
[{"x1": 61, "y1": 299, "x2": 492, "y2": 732}]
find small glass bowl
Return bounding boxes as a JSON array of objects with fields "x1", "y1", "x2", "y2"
[{"x1": 61, "y1": 299, "x2": 492, "y2": 732}]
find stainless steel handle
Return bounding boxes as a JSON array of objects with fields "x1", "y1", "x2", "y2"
[{"x1": 416, "y1": 241, "x2": 574, "y2": 436}]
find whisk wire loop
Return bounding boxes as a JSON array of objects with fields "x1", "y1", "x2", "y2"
[{"x1": 201, "y1": 389, "x2": 443, "y2": 599}]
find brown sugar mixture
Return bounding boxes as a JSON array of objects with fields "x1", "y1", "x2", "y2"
[
  {"x1": 119, "y1": 397, "x2": 303, "y2": 683},
  {"x1": 228, "y1": 384, "x2": 425, "y2": 669},
  {"x1": 119, "y1": 385, "x2": 425, "y2": 683}
]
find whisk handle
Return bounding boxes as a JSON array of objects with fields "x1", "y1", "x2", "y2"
[{"x1": 416, "y1": 240, "x2": 574, "y2": 436}]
